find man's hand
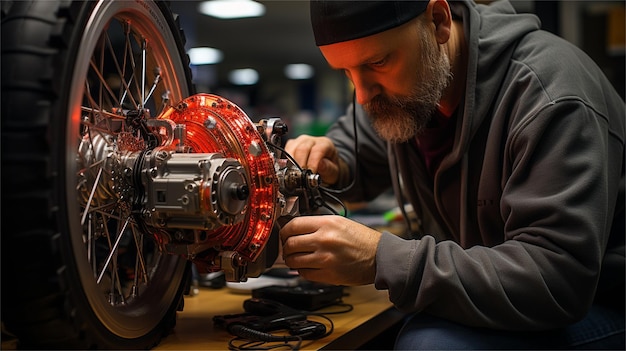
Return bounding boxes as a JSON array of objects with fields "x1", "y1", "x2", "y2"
[
  {"x1": 280, "y1": 215, "x2": 382, "y2": 286},
  {"x1": 284, "y1": 135, "x2": 341, "y2": 186}
]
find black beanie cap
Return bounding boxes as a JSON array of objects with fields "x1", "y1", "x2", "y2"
[{"x1": 310, "y1": 0, "x2": 429, "y2": 46}]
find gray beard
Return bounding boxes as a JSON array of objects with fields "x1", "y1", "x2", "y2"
[{"x1": 365, "y1": 35, "x2": 452, "y2": 143}]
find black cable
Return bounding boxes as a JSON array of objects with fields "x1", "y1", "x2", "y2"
[
  {"x1": 267, "y1": 142, "x2": 348, "y2": 217},
  {"x1": 224, "y1": 301, "x2": 351, "y2": 351},
  {"x1": 265, "y1": 91, "x2": 361, "y2": 215},
  {"x1": 228, "y1": 337, "x2": 301, "y2": 351},
  {"x1": 319, "y1": 89, "x2": 359, "y2": 195},
  {"x1": 307, "y1": 302, "x2": 354, "y2": 315},
  {"x1": 318, "y1": 188, "x2": 348, "y2": 216},
  {"x1": 229, "y1": 325, "x2": 301, "y2": 342},
  {"x1": 267, "y1": 142, "x2": 304, "y2": 172},
  {"x1": 268, "y1": 89, "x2": 360, "y2": 199},
  {"x1": 303, "y1": 313, "x2": 334, "y2": 339}
]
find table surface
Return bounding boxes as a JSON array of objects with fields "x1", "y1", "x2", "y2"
[{"x1": 154, "y1": 283, "x2": 404, "y2": 350}]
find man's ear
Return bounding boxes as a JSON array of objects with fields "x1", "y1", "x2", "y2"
[{"x1": 428, "y1": 0, "x2": 452, "y2": 44}]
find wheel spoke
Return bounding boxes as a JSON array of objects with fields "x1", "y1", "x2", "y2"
[
  {"x1": 98, "y1": 31, "x2": 106, "y2": 115},
  {"x1": 97, "y1": 216, "x2": 131, "y2": 284},
  {"x1": 89, "y1": 59, "x2": 120, "y2": 108},
  {"x1": 81, "y1": 106, "x2": 125, "y2": 120},
  {"x1": 104, "y1": 28, "x2": 138, "y2": 110},
  {"x1": 141, "y1": 39, "x2": 147, "y2": 109},
  {"x1": 124, "y1": 21, "x2": 143, "y2": 110},
  {"x1": 131, "y1": 224, "x2": 147, "y2": 297},
  {"x1": 144, "y1": 67, "x2": 162, "y2": 105},
  {"x1": 81, "y1": 167, "x2": 103, "y2": 226}
]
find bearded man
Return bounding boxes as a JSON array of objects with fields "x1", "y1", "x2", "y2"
[{"x1": 280, "y1": 0, "x2": 625, "y2": 349}]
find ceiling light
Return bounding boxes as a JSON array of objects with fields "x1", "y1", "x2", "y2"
[
  {"x1": 229, "y1": 68, "x2": 259, "y2": 85},
  {"x1": 188, "y1": 47, "x2": 223, "y2": 65},
  {"x1": 284, "y1": 63, "x2": 314, "y2": 80},
  {"x1": 198, "y1": 0, "x2": 265, "y2": 19}
]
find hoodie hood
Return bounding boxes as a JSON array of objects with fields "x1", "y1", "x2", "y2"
[{"x1": 447, "y1": 0, "x2": 541, "y2": 162}]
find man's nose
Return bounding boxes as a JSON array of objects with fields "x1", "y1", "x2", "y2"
[{"x1": 350, "y1": 73, "x2": 381, "y2": 105}]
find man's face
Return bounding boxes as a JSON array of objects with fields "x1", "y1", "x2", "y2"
[{"x1": 320, "y1": 17, "x2": 452, "y2": 143}]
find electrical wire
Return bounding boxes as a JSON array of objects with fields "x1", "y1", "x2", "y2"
[
  {"x1": 229, "y1": 337, "x2": 301, "y2": 350},
  {"x1": 267, "y1": 142, "x2": 348, "y2": 217},
  {"x1": 307, "y1": 302, "x2": 354, "y2": 315},
  {"x1": 318, "y1": 89, "x2": 359, "y2": 196},
  {"x1": 225, "y1": 301, "x2": 353, "y2": 351},
  {"x1": 266, "y1": 89, "x2": 361, "y2": 218},
  {"x1": 318, "y1": 188, "x2": 347, "y2": 216},
  {"x1": 268, "y1": 89, "x2": 360, "y2": 201}
]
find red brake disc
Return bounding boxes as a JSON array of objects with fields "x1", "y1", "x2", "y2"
[{"x1": 159, "y1": 93, "x2": 278, "y2": 261}]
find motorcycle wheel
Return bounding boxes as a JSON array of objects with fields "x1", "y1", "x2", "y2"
[{"x1": 2, "y1": 0, "x2": 194, "y2": 348}]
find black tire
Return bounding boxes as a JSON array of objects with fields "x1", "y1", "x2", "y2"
[{"x1": 2, "y1": 1, "x2": 194, "y2": 348}]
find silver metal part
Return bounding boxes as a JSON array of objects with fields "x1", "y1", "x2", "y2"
[
  {"x1": 276, "y1": 164, "x2": 323, "y2": 218},
  {"x1": 142, "y1": 151, "x2": 249, "y2": 230},
  {"x1": 77, "y1": 112, "x2": 321, "y2": 282}
]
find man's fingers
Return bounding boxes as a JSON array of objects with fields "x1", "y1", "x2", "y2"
[
  {"x1": 285, "y1": 136, "x2": 313, "y2": 169},
  {"x1": 282, "y1": 251, "x2": 317, "y2": 269},
  {"x1": 279, "y1": 216, "x2": 330, "y2": 243},
  {"x1": 281, "y1": 230, "x2": 317, "y2": 257},
  {"x1": 317, "y1": 158, "x2": 339, "y2": 185},
  {"x1": 306, "y1": 138, "x2": 337, "y2": 171},
  {"x1": 284, "y1": 136, "x2": 338, "y2": 175}
]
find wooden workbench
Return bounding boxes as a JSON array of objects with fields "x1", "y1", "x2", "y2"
[{"x1": 154, "y1": 284, "x2": 405, "y2": 350}]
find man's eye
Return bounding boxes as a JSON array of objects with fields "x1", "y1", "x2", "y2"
[{"x1": 370, "y1": 59, "x2": 386, "y2": 67}]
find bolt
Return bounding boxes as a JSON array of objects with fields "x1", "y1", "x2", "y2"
[
  {"x1": 204, "y1": 117, "x2": 217, "y2": 129},
  {"x1": 249, "y1": 243, "x2": 261, "y2": 252},
  {"x1": 248, "y1": 141, "x2": 262, "y2": 156},
  {"x1": 231, "y1": 184, "x2": 249, "y2": 200},
  {"x1": 157, "y1": 151, "x2": 169, "y2": 161},
  {"x1": 236, "y1": 254, "x2": 245, "y2": 266},
  {"x1": 181, "y1": 195, "x2": 189, "y2": 205}
]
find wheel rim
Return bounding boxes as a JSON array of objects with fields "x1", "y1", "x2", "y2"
[{"x1": 64, "y1": 1, "x2": 190, "y2": 338}]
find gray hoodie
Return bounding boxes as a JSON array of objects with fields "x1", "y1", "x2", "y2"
[{"x1": 326, "y1": 0, "x2": 625, "y2": 330}]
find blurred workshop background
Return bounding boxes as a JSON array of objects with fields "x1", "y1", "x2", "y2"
[{"x1": 169, "y1": 0, "x2": 625, "y2": 139}]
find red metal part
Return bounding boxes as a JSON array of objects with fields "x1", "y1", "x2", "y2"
[{"x1": 159, "y1": 93, "x2": 278, "y2": 261}]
